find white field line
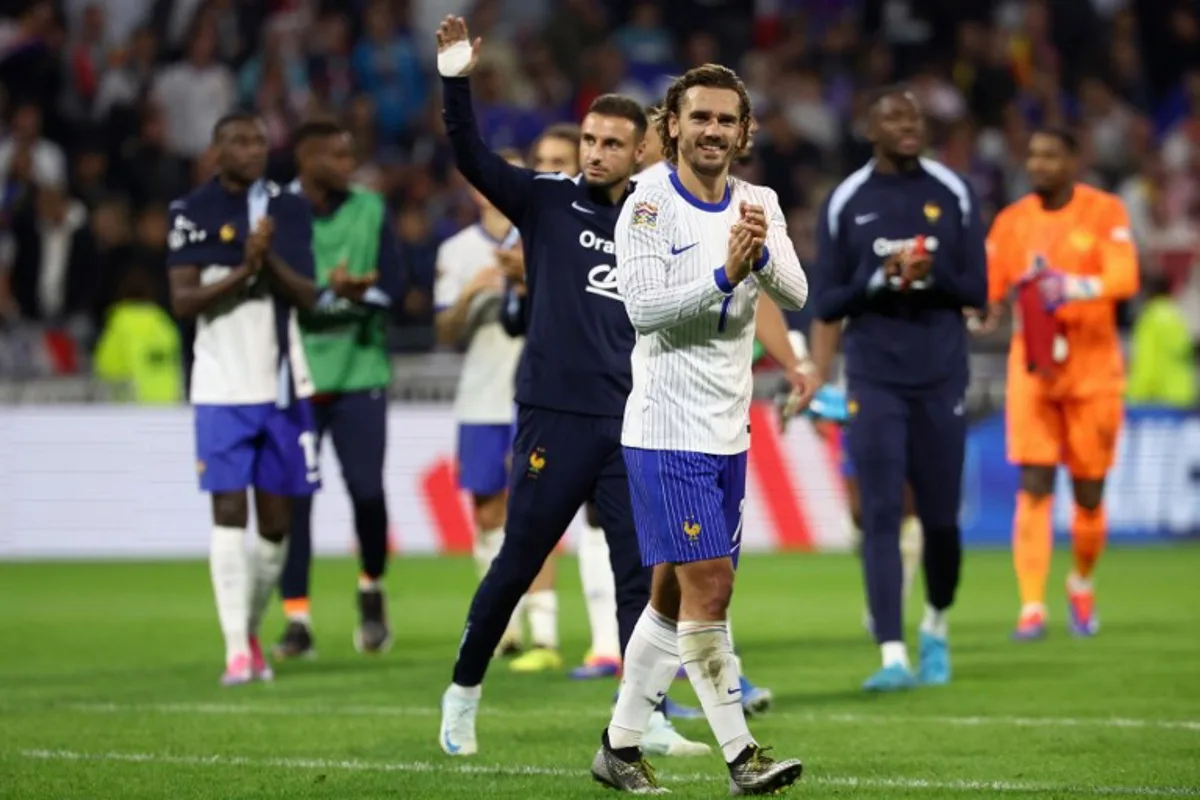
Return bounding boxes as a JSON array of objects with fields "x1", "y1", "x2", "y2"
[
  {"x1": 61, "y1": 701, "x2": 1200, "y2": 732},
  {"x1": 14, "y1": 748, "x2": 1200, "y2": 797}
]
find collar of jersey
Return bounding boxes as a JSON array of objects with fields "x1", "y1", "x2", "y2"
[
  {"x1": 669, "y1": 170, "x2": 731, "y2": 212},
  {"x1": 211, "y1": 176, "x2": 271, "y2": 202}
]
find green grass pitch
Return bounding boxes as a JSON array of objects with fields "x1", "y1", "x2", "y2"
[{"x1": 1, "y1": 547, "x2": 1198, "y2": 799}]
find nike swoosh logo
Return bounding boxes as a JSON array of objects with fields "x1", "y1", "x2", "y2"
[
  {"x1": 571, "y1": 201, "x2": 594, "y2": 214},
  {"x1": 727, "y1": 687, "x2": 740, "y2": 696},
  {"x1": 855, "y1": 214, "x2": 878, "y2": 225},
  {"x1": 671, "y1": 243, "x2": 698, "y2": 255}
]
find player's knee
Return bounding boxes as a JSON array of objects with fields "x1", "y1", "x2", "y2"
[
  {"x1": 211, "y1": 492, "x2": 248, "y2": 528},
  {"x1": 1072, "y1": 479, "x2": 1104, "y2": 511},
  {"x1": 676, "y1": 559, "x2": 735, "y2": 620},
  {"x1": 473, "y1": 492, "x2": 506, "y2": 531},
  {"x1": 1019, "y1": 465, "x2": 1056, "y2": 498}
]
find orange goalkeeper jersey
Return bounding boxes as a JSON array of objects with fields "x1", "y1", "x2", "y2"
[{"x1": 986, "y1": 184, "x2": 1139, "y2": 399}]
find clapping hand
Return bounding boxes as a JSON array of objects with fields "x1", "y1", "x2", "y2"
[
  {"x1": 739, "y1": 201, "x2": 768, "y2": 265},
  {"x1": 245, "y1": 216, "x2": 274, "y2": 271},
  {"x1": 328, "y1": 261, "x2": 378, "y2": 302},
  {"x1": 495, "y1": 244, "x2": 525, "y2": 283}
]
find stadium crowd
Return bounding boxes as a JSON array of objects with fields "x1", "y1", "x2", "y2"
[{"x1": 0, "y1": 0, "x2": 1196, "y2": 398}]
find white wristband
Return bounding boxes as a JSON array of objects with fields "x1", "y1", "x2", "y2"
[{"x1": 437, "y1": 40, "x2": 473, "y2": 77}]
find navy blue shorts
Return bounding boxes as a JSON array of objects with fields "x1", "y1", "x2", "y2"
[
  {"x1": 194, "y1": 401, "x2": 320, "y2": 496},
  {"x1": 623, "y1": 447, "x2": 748, "y2": 568},
  {"x1": 457, "y1": 423, "x2": 512, "y2": 496}
]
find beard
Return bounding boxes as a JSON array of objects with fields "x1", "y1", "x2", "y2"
[{"x1": 682, "y1": 137, "x2": 735, "y2": 177}]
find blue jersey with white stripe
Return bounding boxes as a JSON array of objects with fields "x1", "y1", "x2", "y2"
[{"x1": 811, "y1": 158, "x2": 987, "y2": 391}]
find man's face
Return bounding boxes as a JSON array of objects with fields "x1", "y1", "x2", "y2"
[
  {"x1": 870, "y1": 92, "x2": 925, "y2": 159},
  {"x1": 217, "y1": 119, "x2": 268, "y2": 184},
  {"x1": 579, "y1": 113, "x2": 641, "y2": 189},
  {"x1": 670, "y1": 86, "x2": 743, "y2": 177},
  {"x1": 533, "y1": 136, "x2": 579, "y2": 176},
  {"x1": 310, "y1": 132, "x2": 355, "y2": 192},
  {"x1": 1026, "y1": 132, "x2": 1075, "y2": 195}
]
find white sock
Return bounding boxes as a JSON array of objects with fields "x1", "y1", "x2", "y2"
[
  {"x1": 247, "y1": 535, "x2": 287, "y2": 637},
  {"x1": 526, "y1": 589, "x2": 558, "y2": 649},
  {"x1": 473, "y1": 526, "x2": 504, "y2": 580},
  {"x1": 607, "y1": 607, "x2": 680, "y2": 750},
  {"x1": 679, "y1": 620, "x2": 754, "y2": 762},
  {"x1": 1021, "y1": 601, "x2": 1048, "y2": 618},
  {"x1": 578, "y1": 523, "x2": 620, "y2": 660},
  {"x1": 880, "y1": 640, "x2": 909, "y2": 669},
  {"x1": 920, "y1": 604, "x2": 948, "y2": 639},
  {"x1": 449, "y1": 683, "x2": 481, "y2": 700},
  {"x1": 1067, "y1": 571, "x2": 1093, "y2": 593},
  {"x1": 727, "y1": 616, "x2": 745, "y2": 677},
  {"x1": 900, "y1": 515, "x2": 924, "y2": 604},
  {"x1": 210, "y1": 526, "x2": 250, "y2": 662}
]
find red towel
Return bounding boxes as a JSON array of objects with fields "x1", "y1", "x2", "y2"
[{"x1": 1017, "y1": 276, "x2": 1064, "y2": 377}]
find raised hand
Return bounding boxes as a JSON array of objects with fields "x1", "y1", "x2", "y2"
[{"x1": 435, "y1": 15, "x2": 482, "y2": 77}]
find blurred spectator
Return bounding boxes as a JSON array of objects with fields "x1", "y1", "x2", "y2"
[
  {"x1": 1127, "y1": 273, "x2": 1198, "y2": 408},
  {"x1": 9, "y1": 185, "x2": 97, "y2": 327},
  {"x1": 0, "y1": 0, "x2": 1195, "y2": 381},
  {"x1": 150, "y1": 21, "x2": 234, "y2": 158},
  {"x1": 351, "y1": 1, "x2": 427, "y2": 144},
  {"x1": 93, "y1": 262, "x2": 182, "y2": 404},
  {"x1": 0, "y1": 102, "x2": 66, "y2": 188}
]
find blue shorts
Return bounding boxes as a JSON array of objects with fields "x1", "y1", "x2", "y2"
[
  {"x1": 624, "y1": 447, "x2": 748, "y2": 568},
  {"x1": 194, "y1": 401, "x2": 320, "y2": 496},
  {"x1": 457, "y1": 423, "x2": 512, "y2": 496},
  {"x1": 841, "y1": 449, "x2": 856, "y2": 478}
]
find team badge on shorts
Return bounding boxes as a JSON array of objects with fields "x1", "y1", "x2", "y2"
[
  {"x1": 924, "y1": 202, "x2": 941, "y2": 223},
  {"x1": 220, "y1": 223, "x2": 236, "y2": 242},
  {"x1": 682, "y1": 517, "x2": 701, "y2": 545},
  {"x1": 631, "y1": 202, "x2": 658, "y2": 229},
  {"x1": 527, "y1": 447, "x2": 546, "y2": 478}
]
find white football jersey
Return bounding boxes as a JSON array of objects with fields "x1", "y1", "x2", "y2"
[
  {"x1": 633, "y1": 160, "x2": 671, "y2": 186},
  {"x1": 173, "y1": 180, "x2": 314, "y2": 406},
  {"x1": 434, "y1": 223, "x2": 523, "y2": 424},
  {"x1": 616, "y1": 173, "x2": 809, "y2": 454}
]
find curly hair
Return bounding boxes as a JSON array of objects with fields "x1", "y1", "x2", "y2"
[{"x1": 653, "y1": 63, "x2": 754, "y2": 165}]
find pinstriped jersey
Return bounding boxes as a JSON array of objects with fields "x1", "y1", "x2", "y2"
[{"x1": 615, "y1": 171, "x2": 810, "y2": 455}]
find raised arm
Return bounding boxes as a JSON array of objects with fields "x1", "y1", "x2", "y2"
[
  {"x1": 437, "y1": 18, "x2": 535, "y2": 225},
  {"x1": 616, "y1": 193, "x2": 738, "y2": 334},
  {"x1": 748, "y1": 190, "x2": 808, "y2": 311}
]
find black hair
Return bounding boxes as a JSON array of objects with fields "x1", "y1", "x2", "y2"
[
  {"x1": 1031, "y1": 125, "x2": 1080, "y2": 154},
  {"x1": 211, "y1": 111, "x2": 259, "y2": 144},
  {"x1": 867, "y1": 83, "x2": 915, "y2": 112},
  {"x1": 292, "y1": 119, "x2": 347, "y2": 151}
]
